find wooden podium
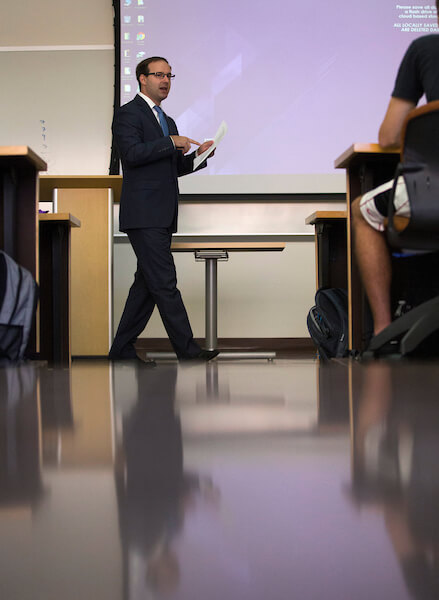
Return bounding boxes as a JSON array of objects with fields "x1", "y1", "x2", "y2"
[
  {"x1": 0, "y1": 146, "x2": 47, "y2": 279},
  {"x1": 1, "y1": 146, "x2": 47, "y2": 354},
  {"x1": 39, "y1": 176, "x2": 122, "y2": 356},
  {"x1": 305, "y1": 211, "x2": 348, "y2": 290},
  {"x1": 39, "y1": 213, "x2": 81, "y2": 365}
]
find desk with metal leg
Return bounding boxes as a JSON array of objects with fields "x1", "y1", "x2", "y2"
[{"x1": 146, "y1": 241, "x2": 286, "y2": 360}]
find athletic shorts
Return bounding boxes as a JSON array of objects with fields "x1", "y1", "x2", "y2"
[{"x1": 359, "y1": 177, "x2": 410, "y2": 232}]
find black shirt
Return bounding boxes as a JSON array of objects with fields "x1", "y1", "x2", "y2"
[{"x1": 392, "y1": 34, "x2": 439, "y2": 103}]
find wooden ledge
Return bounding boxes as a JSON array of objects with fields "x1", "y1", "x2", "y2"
[
  {"x1": 39, "y1": 213, "x2": 81, "y2": 227},
  {"x1": 171, "y1": 241, "x2": 285, "y2": 252}
]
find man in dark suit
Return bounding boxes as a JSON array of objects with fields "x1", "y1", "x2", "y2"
[{"x1": 109, "y1": 57, "x2": 218, "y2": 363}]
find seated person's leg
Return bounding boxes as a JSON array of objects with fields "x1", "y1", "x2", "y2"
[
  {"x1": 389, "y1": 177, "x2": 411, "y2": 232},
  {"x1": 351, "y1": 181, "x2": 394, "y2": 336}
]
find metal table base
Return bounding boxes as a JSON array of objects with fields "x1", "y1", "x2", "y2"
[{"x1": 147, "y1": 250, "x2": 277, "y2": 361}]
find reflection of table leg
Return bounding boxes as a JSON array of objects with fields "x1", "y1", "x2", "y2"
[{"x1": 206, "y1": 361, "x2": 219, "y2": 398}]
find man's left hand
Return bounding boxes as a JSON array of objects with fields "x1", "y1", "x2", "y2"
[{"x1": 197, "y1": 140, "x2": 215, "y2": 158}]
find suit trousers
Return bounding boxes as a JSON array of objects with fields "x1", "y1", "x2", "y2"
[{"x1": 110, "y1": 228, "x2": 201, "y2": 359}]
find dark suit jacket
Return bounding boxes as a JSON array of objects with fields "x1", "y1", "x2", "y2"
[{"x1": 113, "y1": 94, "x2": 199, "y2": 232}]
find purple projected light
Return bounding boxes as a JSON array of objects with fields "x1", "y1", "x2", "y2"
[{"x1": 119, "y1": 1, "x2": 439, "y2": 177}]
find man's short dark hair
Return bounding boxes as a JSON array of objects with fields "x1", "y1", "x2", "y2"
[{"x1": 136, "y1": 57, "x2": 170, "y2": 88}]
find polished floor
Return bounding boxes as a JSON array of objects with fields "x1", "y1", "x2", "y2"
[{"x1": 1, "y1": 356, "x2": 438, "y2": 600}]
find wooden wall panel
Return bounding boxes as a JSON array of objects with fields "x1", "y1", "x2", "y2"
[{"x1": 56, "y1": 188, "x2": 112, "y2": 356}]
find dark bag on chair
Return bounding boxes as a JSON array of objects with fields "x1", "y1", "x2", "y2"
[
  {"x1": 307, "y1": 288, "x2": 349, "y2": 360},
  {"x1": 0, "y1": 251, "x2": 38, "y2": 362}
]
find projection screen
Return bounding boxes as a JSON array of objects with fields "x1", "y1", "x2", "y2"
[{"x1": 114, "y1": 1, "x2": 438, "y2": 193}]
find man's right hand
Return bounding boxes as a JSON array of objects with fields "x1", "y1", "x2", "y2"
[{"x1": 170, "y1": 136, "x2": 200, "y2": 154}]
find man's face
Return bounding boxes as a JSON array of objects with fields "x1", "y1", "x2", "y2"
[{"x1": 139, "y1": 59, "x2": 172, "y2": 105}]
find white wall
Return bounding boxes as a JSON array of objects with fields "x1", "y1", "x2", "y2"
[
  {"x1": 1, "y1": 0, "x2": 344, "y2": 339},
  {"x1": 0, "y1": 49, "x2": 114, "y2": 174},
  {"x1": 114, "y1": 238, "x2": 317, "y2": 338}
]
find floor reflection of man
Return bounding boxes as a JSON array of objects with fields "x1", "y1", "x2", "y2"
[
  {"x1": 114, "y1": 364, "x2": 218, "y2": 599},
  {"x1": 351, "y1": 364, "x2": 439, "y2": 600}
]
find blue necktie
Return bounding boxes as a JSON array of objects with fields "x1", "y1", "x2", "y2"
[{"x1": 154, "y1": 105, "x2": 169, "y2": 136}]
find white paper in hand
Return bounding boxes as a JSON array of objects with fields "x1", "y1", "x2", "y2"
[{"x1": 193, "y1": 121, "x2": 228, "y2": 170}]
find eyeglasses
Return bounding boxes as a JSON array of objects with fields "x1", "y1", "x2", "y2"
[{"x1": 146, "y1": 72, "x2": 175, "y2": 80}]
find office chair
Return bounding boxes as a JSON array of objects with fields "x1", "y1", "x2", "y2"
[{"x1": 365, "y1": 100, "x2": 439, "y2": 358}]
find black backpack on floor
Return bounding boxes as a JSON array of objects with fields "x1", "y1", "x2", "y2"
[
  {"x1": 0, "y1": 251, "x2": 38, "y2": 362},
  {"x1": 307, "y1": 288, "x2": 349, "y2": 360}
]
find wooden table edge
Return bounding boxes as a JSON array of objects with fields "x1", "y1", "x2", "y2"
[{"x1": 39, "y1": 213, "x2": 81, "y2": 227}]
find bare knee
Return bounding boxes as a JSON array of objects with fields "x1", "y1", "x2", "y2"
[{"x1": 351, "y1": 196, "x2": 364, "y2": 229}]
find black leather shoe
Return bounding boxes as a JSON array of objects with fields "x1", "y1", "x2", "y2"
[
  {"x1": 136, "y1": 356, "x2": 157, "y2": 367},
  {"x1": 179, "y1": 349, "x2": 220, "y2": 362},
  {"x1": 196, "y1": 349, "x2": 220, "y2": 361}
]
